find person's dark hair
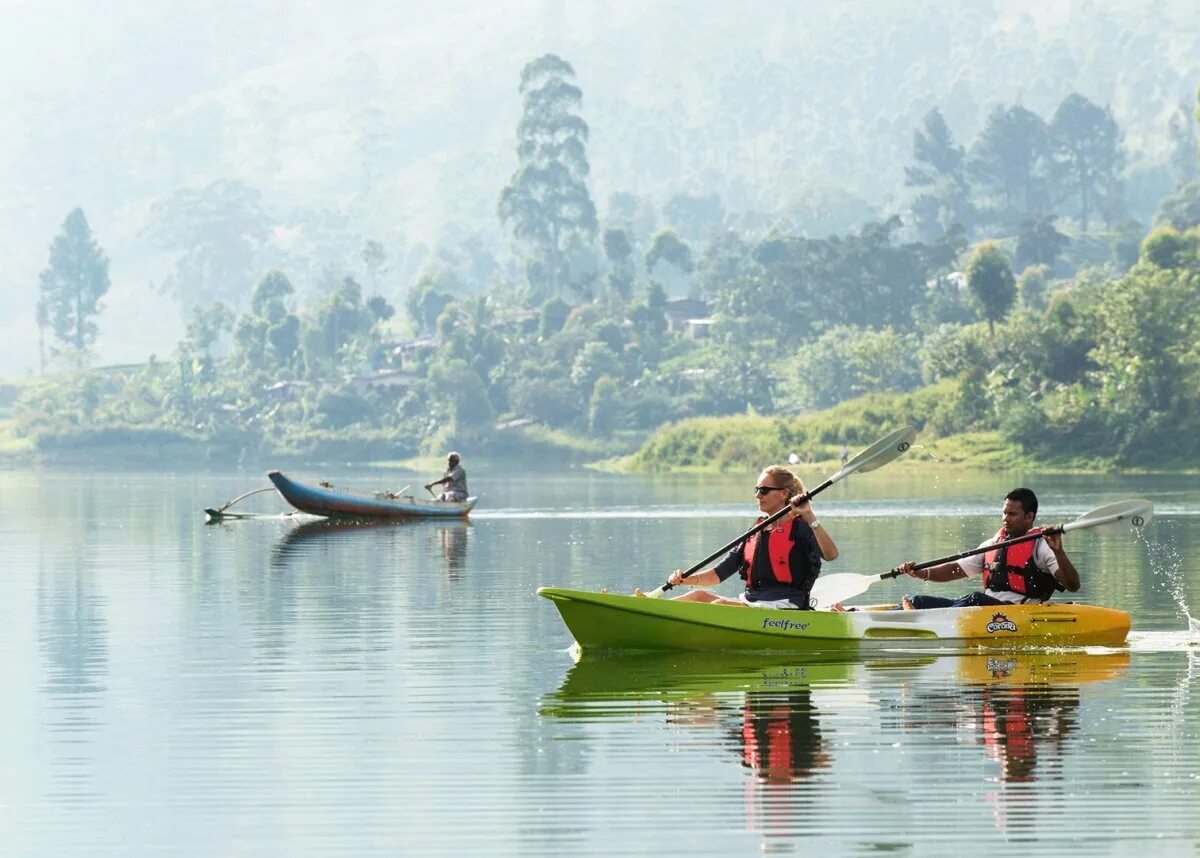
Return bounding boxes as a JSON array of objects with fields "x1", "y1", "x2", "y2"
[{"x1": 1006, "y1": 487, "x2": 1038, "y2": 516}]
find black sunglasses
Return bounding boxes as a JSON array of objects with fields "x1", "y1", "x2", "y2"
[{"x1": 754, "y1": 485, "x2": 789, "y2": 496}]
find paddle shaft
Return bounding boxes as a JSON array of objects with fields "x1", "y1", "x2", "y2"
[{"x1": 873, "y1": 520, "x2": 1080, "y2": 580}]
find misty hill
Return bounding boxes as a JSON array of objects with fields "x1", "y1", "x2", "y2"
[{"x1": 4, "y1": 0, "x2": 1198, "y2": 372}]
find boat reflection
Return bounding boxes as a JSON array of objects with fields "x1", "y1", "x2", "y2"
[
  {"x1": 542, "y1": 651, "x2": 861, "y2": 717},
  {"x1": 439, "y1": 524, "x2": 468, "y2": 579},
  {"x1": 735, "y1": 687, "x2": 831, "y2": 785},
  {"x1": 951, "y1": 651, "x2": 1129, "y2": 785},
  {"x1": 269, "y1": 517, "x2": 471, "y2": 576},
  {"x1": 542, "y1": 649, "x2": 1130, "y2": 834}
]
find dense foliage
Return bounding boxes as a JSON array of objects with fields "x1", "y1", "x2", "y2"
[{"x1": 12, "y1": 55, "x2": 1200, "y2": 470}]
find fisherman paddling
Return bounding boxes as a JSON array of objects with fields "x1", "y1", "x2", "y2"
[{"x1": 425, "y1": 452, "x2": 469, "y2": 503}]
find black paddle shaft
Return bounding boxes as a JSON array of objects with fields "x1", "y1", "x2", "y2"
[
  {"x1": 878, "y1": 524, "x2": 1067, "y2": 580},
  {"x1": 660, "y1": 477, "x2": 833, "y2": 593}
]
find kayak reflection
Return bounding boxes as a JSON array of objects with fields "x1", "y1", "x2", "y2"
[
  {"x1": 736, "y1": 688, "x2": 830, "y2": 785},
  {"x1": 957, "y1": 651, "x2": 1129, "y2": 789},
  {"x1": 544, "y1": 649, "x2": 1129, "y2": 784},
  {"x1": 542, "y1": 651, "x2": 861, "y2": 715}
]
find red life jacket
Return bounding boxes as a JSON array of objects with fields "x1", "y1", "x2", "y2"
[
  {"x1": 983, "y1": 527, "x2": 1062, "y2": 602},
  {"x1": 982, "y1": 691, "x2": 1036, "y2": 782},
  {"x1": 742, "y1": 519, "x2": 798, "y2": 584},
  {"x1": 742, "y1": 704, "x2": 794, "y2": 783}
]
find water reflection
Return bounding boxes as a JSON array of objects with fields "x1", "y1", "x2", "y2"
[
  {"x1": 268, "y1": 517, "x2": 472, "y2": 578},
  {"x1": 269, "y1": 517, "x2": 394, "y2": 567},
  {"x1": 543, "y1": 649, "x2": 1130, "y2": 838},
  {"x1": 953, "y1": 652, "x2": 1128, "y2": 785},
  {"x1": 37, "y1": 556, "x2": 108, "y2": 804}
]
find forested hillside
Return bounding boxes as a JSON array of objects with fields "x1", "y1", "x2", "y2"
[{"x1": 6, "y1": 1, "x2": 1200, "y2": 468}]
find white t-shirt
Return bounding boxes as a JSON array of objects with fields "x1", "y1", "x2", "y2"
[{"x1": 958, "y1": 536, "x2": 1060, "y2": 604}]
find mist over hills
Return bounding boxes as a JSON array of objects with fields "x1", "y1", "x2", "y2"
[{"x1": 4, "y1": 0, "x2": 1198, "y2": 374}]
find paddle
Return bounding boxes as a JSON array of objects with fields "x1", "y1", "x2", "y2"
[
  {"x1": 809, "y1": 498, "x2": 1155, "y2": 609},
  {"x1": 643, "y1": 426, "x2": 917, "y2": 598}
]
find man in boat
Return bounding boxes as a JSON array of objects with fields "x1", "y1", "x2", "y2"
[
  {"x1": 424, "y1": 452, "x2": 469, "y2": 503},
  {"x1": 660, "y1": 465, "x2": 839, "y2": 609},
  {"x1": 898, "y1": 487, "x2": 1080, "y2": 609}
]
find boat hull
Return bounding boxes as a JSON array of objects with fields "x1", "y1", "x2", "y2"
[
  {"x1": 536, "y1": 587, "x2": 1130, "y2": 652},
  {"x1": 268, "y1": 471, "x2": 477, "y2": 519}
]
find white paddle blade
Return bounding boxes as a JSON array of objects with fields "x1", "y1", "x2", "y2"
[
  {"x1": 810, "y1": 573, "x2": 883, "y2": 610},
  {"x1": 1063, "y1": 499, "x2": 1154, "y2": 535},
  {"x1": 839, "y1": 426, "x2": 917, "y2": 477}
]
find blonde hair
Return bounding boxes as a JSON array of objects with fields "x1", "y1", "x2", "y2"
[{"x1": 760, "y1": 465, "x2": 805, "y2": 498}]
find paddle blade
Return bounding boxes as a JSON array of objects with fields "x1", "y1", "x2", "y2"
[
  {"x1": 1063, "y1": 499, "x2": 1154, "y2": 534},
  {"x1": 809, "y1": 572, "x2": 883, "y2": 610},
  {"x1": 839, "y1": 426, "x2": 917, "y2": 476}
]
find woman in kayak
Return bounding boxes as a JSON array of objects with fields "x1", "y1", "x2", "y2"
[{"x1": 666, "y1": 466, "x2": 838, "y2": 610}]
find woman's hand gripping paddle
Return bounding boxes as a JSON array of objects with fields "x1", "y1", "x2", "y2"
[{"x1": 642, "y1": 426, "x2": 917, "y2": 598}]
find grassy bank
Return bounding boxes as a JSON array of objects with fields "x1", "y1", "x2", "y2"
[
  {"x1": 612, "y1": 384, "x2": 1169, "y2": 474},
  {"x1": 616, "y1": 386, "x2": 950, "y2": 473}
]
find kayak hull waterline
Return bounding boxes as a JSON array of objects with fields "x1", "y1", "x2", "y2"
[{"x1": 536, "y1": 587, "x2": 1131, "y2": 651}]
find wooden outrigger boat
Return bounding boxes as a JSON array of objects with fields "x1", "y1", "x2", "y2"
[
  {"x1": 268, "y1": 470, "x2": 477, "y2": 520},
  {"x1": 536, "y1": 587, "x2": 1131, "y2": 653}
]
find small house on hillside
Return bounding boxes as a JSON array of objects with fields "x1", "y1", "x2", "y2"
[
  {"x1": 264, "y1": 380, "x2": 311, "y2": 402},
  {"x1": 389, "y1": 338, "x2": 438, "y2": 369},
  {"x1": 348, "y1": 368, "x2": 420, "y2": 395},
  {"x1": 664, "y1": 298, "x2": 710, "y2": 333}
]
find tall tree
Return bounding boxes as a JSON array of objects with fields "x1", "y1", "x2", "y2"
[
  {"x1": 969, "y1": 105, "x2": 1054, "y2": 225},
  {"x1": 644, "y1": 229, "x2": 694, "y2": 296},
  {"x1": 405, "y1": 268, "x2": 459, "y2": 336},
  {"x1": 233, "y1": 270, "x2": 299, "y2": 372},
  {"x1": 965, "y1": 242, "x2": 1016, "y2": 335},
  {"x1": 602, "y1": 228, "x2": 635, "y2": 303},
  {"x1": 361, "y1": 239, "x2": 388, "y2": 291},
  {"x1": 663, "y1": 193, "x2": 725, "y2": 244},
  {"x1": 1015, "y1": 215, "x2": 1070, "y2": 271},
  {"x1": 1167, "y1": 96, "x2": 1198, "y2": 187},
  {"x1": 498, "y1": 55, "x2": 598, "y2": 300},
  {"x1": 145, "y1": 180, "x2": 270, "y2": 307},
  {"x1": 37, "y1": 208, "x2": 110, "y2": 366},
  {"x1": 1050, "y1": 93, "x2": 1124, "y2": 231},
  {"x1": 905, "y1": 108, "x2": 972, "y2": 240}
]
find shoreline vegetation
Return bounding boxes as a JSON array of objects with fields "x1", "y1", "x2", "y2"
[{"x1": 3, "y1": 374, "x2": 1193, "y2": 475}]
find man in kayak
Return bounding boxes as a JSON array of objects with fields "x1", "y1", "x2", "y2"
[
  {"x1": 898, "y1": 487, "x2": 1080, "y2": 609},
  {"x1": 662, "y1": 466, "x2": 839, "y2": 609},
  {"x1": 425, "y1": 452, "x2": 469, "y2": 502}
]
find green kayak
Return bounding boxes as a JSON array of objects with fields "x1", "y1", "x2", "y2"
[{"x1": 537, "y1": 586, "x2": 1131, "y2": 652}]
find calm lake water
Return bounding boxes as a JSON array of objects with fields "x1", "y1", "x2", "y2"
[{"x1": 1, "y1": 465, "x2": 1198, "y2": 855}]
